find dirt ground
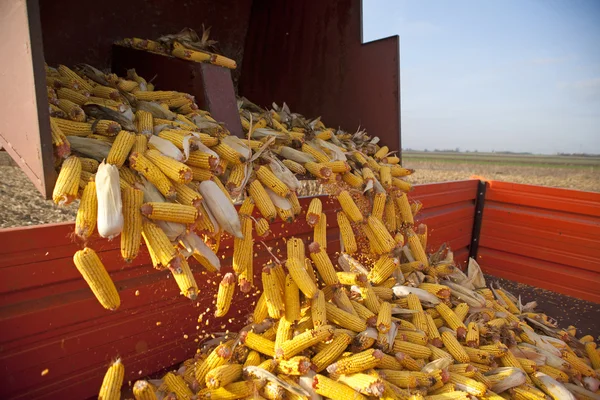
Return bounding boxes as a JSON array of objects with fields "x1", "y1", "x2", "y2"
[
  {"x1": 403, "y1": 159, "x2": 600, "y2": 193},
  {"x1": 1, "y1": 151, "x2": 598, "y2": 229}
]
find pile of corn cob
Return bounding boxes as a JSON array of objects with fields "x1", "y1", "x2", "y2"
[
  {"x1": 46, "y1": 64, "x2": 600, "y2": 400},
  {"x1": 116, "y1": 27, "x2": 237, "y2": 69}
]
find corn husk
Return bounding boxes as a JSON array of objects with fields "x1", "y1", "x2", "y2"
[
  {"x1": 95, "y1": 162, "x2": 123, "y2": 239},
  {"x1": 199, "y1": 180, "x2": 243, "y2": 238},
  {"x1": 148, "y1": 135, "x2": 184, "y2": 162},
  {"x1": 67, "y1": 136, "x2": 111, "y2": 161}
]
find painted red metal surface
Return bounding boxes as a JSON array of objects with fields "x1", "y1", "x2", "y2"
[
  {"x1": 0, "y1": 181, "x2": 476, "y2": 399},
  {"x1": 479, "y1": 181, "x2": 600, "y2": 303}
]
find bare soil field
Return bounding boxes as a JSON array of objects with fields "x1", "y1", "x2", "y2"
[
  {"x1": 0, "y1": 151, "x2": 598, "y2": 229},
  {"x1": 403, "y1": 152, "x2": 600, "y2": 193}
]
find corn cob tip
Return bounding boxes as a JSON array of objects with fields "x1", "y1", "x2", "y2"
[{"x1": 308, "y1": 241, "x2": 322, "y2": 253}]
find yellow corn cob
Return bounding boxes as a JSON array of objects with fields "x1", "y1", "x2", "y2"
[
  {"x1": 287, "y1": 237, "x2": 305, "y2": 263},
  {"x1": 304, "y1": 162, "x2": 332, "y2": 179},
  {"x1": 92, "y1": 120, "x2": 121, "y2": 139},
  {"x1": 447, "y1": 373, "x2": 487, "y2": 396},
  {"x1": 213, "y1": 142, "x2": 245, "y2": 164},
  {"x1": 98, "y1": 359, "x2": 124, "y2": 400},
  {"x1": 478, "y1": 343, "x2": 508, "y2": 357},
  {"x1": 57, "y1": 98, "x2": 86, "y2": 121},
  {"x1": 402, "y1": 330, "x2": 429, "y2": 346},
  {"x1": 286, "y1": 257, "x2": 318, "y2": 299},
  {"x1": 195, "y1": 343, "x2": 233, "y2": 387},
  {"x1": 305, "y1": 197, "x2": 322, "y2": 226},
  {"x1": 392, "y1": 178, "x2": 412, "y2": 192},
  {"x1": 366, "y1": 157, "x2": 381, "y2": 172},
  {"x1": 145, "y1": 149, "x2": 192, "y2": 183},
  {"x1": 371, "y1": 191, "x2": 387, "y2": 220},
  {"x1": 359, "y1": 284, "x2": 382, "y2": 314},
  {"x1": 135, "y1": 110, "x2": 153, "y2": 136},
  {"x1": 338, "y1": 190, "x2": 363, "y2": 222},
  {"x1": 251, "y1": 217, "x2": 269, "y2": 238},
  {"x1": 92, "y1": 85, "x2": 121, "y2": 100},
  {"x1": 243, "y1": 350, "x2": 261, "y2": 368},
  {"x1": 337, "y1": 373, "x2": 385, "y2": 397},
  {"x1": 141, "y1": 202, "x2": 198, "y2": 224},
  {"x1": 105, "y1": 130, "x2": 136, "y2": 168},
  {"x1": 426, "y1": 392, "x2": 470, "y2": 400},
  {"x1": 130, "y1": 153, "x2": 176, "y2": 199},
  {"x1": 585, "y1": 342, "x2": 600, "y2": 369},
  {"x1": 213, "y1": 272, "x2": 236, "y2": 317},
  {"x1": 465, "y1": 322, "x2": 480, "y2": 348},
  {"x1": 463, "y1": 346, "x2": 494, "y2": 365},
  {"x1": 368, "y1": 254, "x2": 398, "y2": 285},
  {"x1": 130, "y1": 134, "x2": 147, "y2": 155},
  {"x1": 342, "y1": 171, "x2": 364, "y2": 188},
  {"x1": 280, "y1": 275, "x2": 301, "y2": 324},
  {"x1": 117, "y1": 78, "x2": 138, "y2": 92},
  {"x1": 57, "y1": 65, "x2": 94, "y2": 92},
  {"x1": 276, "y1": 204, "x2": 294, "y2": 223},
  {"x1": 579, "y1": 335, "x2": 595, "y2": 343},
  {"x1": 87, "y1": 133, "x2": 115, "y2": 144},
  {"x1": 56, "y1": 87, "x2": 89, "y2": 106},
  {"x1": 376, "y1": 301, "x2": 392, "y2": 333},
  {"x1": 171, "y1": 256, "x2": 198, "y2": 299},
  {"x1": 302, "y1": 143, "x2": 330, "y2": 163},
  {"x1": 53, "y1": 156, "x2": 82, "y2": 205},
  {"x1": 378, "y1": 353, "x2": 403, "y2": 370},
  {"x1": 141, "y1": 220, "x2": 178, "y2": 268},
  {"x1": 307, "y1": 289, "x2": 326, "y2": 328},
  {"x1": 73, "y1": 248, "x2": 120, "y2": 310},
  {"x1": 392, "y1": 341, "x2": 432, "y2": 359},
  {"x1": 50, "y1": 118, "x2": 71, "y2": 158},
  {"x1": 374, "y1": 145, "x2": 389, "y2": 160},
  {"x1": 381, "y1": 198, "x2": 397, "y2": 234},
  {"x1": 263, "y1": 265, "x2": 285, "y2": 319},
  {"x1": 378, "y1": 370, "x2": 418, "y2": 389},
  {"x1": 311, "y1": 333, "x2": 352, "y2": 372},
  {"x1": 132, "y1": 380, "x2": 157, "y2": 400},
  {"x1": 335, "y1": 273, "x2": 367, "y2": 289},
  {"x1": 327, "y1": 348, "x2": 383, "y2": 375},
  {"x1": 276, "y1": 325, "x2": 333, "y2": 359},
  {"x1": 237, "y1": 197, "x2": 254, "y2": 217},
  {"x1": 308, "y1": 242, "x2": 338, "y2": 284},
  {"x1": 120, "y1": 186, "x2": 143, "y2": 262},
  {"x1": 247, "y1": 180, "x2": 277, "y2": 222},
  {"x1": 255, "y1": 165, "x2": 290, "y2": 197},
  {"x1": 275, "y1": 356, "x2": 312, "y2": 376},
  {"x1": 407, "y1": 228, "x2": 429, "y2": 268},
  {"x1": 79, "y1": 157, "x2": 99, "y2": 173},
  {"x1": 163, "y1": 372, "x2": 193, "y2": 399},
  {"x1": 286, "y1": 191, "x2": 302, "y2": 216},
  {"x1": 333, "y1": 214, "x2": 357, "y2": 256},
  {"x1": 232, "y1": 217, "x2": 253, "y2": 288},
  {"x1": 325, "y1": 302, "x2": 367, "y2": 332},
  {"x1": 75, "y1": 180, "x2": 97, "y2": 240},
  {"x1": 537, "y1": 365, "x2": 569, "y2": 382},
  {"x1": 380, "y1": 166, "x2": 392, "y2": 187},
  {"x1": 170, "y1": 181, "x2": 202, "y2": 208},
  {"x1": 188, "y1": 165, "x2": 213, "y2": 182},
  {"x1": 324, "y1": 160, "x2": 351, "y2": 173},
  {"x1": 205, "y1": 363, "x2": 242, "y2": 389},
  {"x1": 509, "y1": 385, "x2": 548, "y2": 400},
  {"x1": 495, "y1": 289, "x2": 520, "y2": 314},
  {"x1": 562, "y1": 350, "x2": 596, "y2": 376},
  {"x1": 282, "y1": 159, "x2": 306, "y2": 174},
  {"x1": 172, "y1": 46, "x2": 237, "y2": 69},
  {"x1": 395, "y1": 192, "x2": 414, "y2": 227}
]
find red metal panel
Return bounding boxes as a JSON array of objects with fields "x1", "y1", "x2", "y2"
[
  {"x1": 240, "y1": 0, "x2": 401, "y2": 153},
  {"x1": 479, "y1": 181, "x2": 600, "y2": 303},
  {"x1": 0, "y1": 0, "x2": 55, "y2": 198},
  {"x1": 0, "y1": 181, "x2": 475, "y2": 399}
]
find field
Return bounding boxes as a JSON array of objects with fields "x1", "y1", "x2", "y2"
[
  {"x1": 0, "y1": 150, "x2": 598, "y2": 228},
  {"x1": 402, "y1": 151, "x2": 600, "y2": 193}
]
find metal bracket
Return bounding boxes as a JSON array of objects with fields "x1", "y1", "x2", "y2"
[{"x1": 469, "y1": 180, "x2": 487, "y2": 260}]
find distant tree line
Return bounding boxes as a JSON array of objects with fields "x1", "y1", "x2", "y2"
[{"x1": 403, "y1": 149, "x2": 599, "y2": 157}]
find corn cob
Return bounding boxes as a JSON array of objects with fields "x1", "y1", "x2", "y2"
[
  {"x1": 98, "y1": 359, "x2": 124, "y2": 400},
  {"x1": 337, "y1": 190, "x2": 363, "y2": 222},
  {"x1": 75, "y1": 181, "x2": 98, "y2": 241},
  {"x1": 141, "y1": 220, "x2": 178, "y2": 268},
  {"x1": 129, "y1": 152, "x2": 176, "y2": 199},
  {"x1": 277, "y1": 325, "x2": 333, "y2": 359},
  {"x1": 195, "y1": 343, "x2": 233, "y2": 387},
  {"x1": 120, "y1": 186, "x2": 143, "y2": 262},
  {"x1": 286, "y1": 257, "x2": 318, "y2": 299},
  {"x1": 247, "y1": 180, "x2": 277, "y2": 222},
  {"x1": 141, "y1": 202, "x2": 198, "y2": 224},
  {"x1": 327, "y1": 348, "x2": 383, "y2": 375},
  {"x1": 132, "y1": 380, "x2": 157, "y2": 400},
  {"x1": 305, "y1": 162, "x2": 332, "y2": 179},
  {"x1": 53, "y1": 156, "x2": 81, "y2": 205},
  {"x1": 145, "y1": 149, "x2": 192, "y2": 183},
  {"x1": 73, "y1": 248, "x2": 120, "y2": 310}
]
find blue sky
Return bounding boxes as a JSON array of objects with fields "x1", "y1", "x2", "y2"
[{"x1": 362, "y1": 0, "x2": 600, "y2": 154}]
